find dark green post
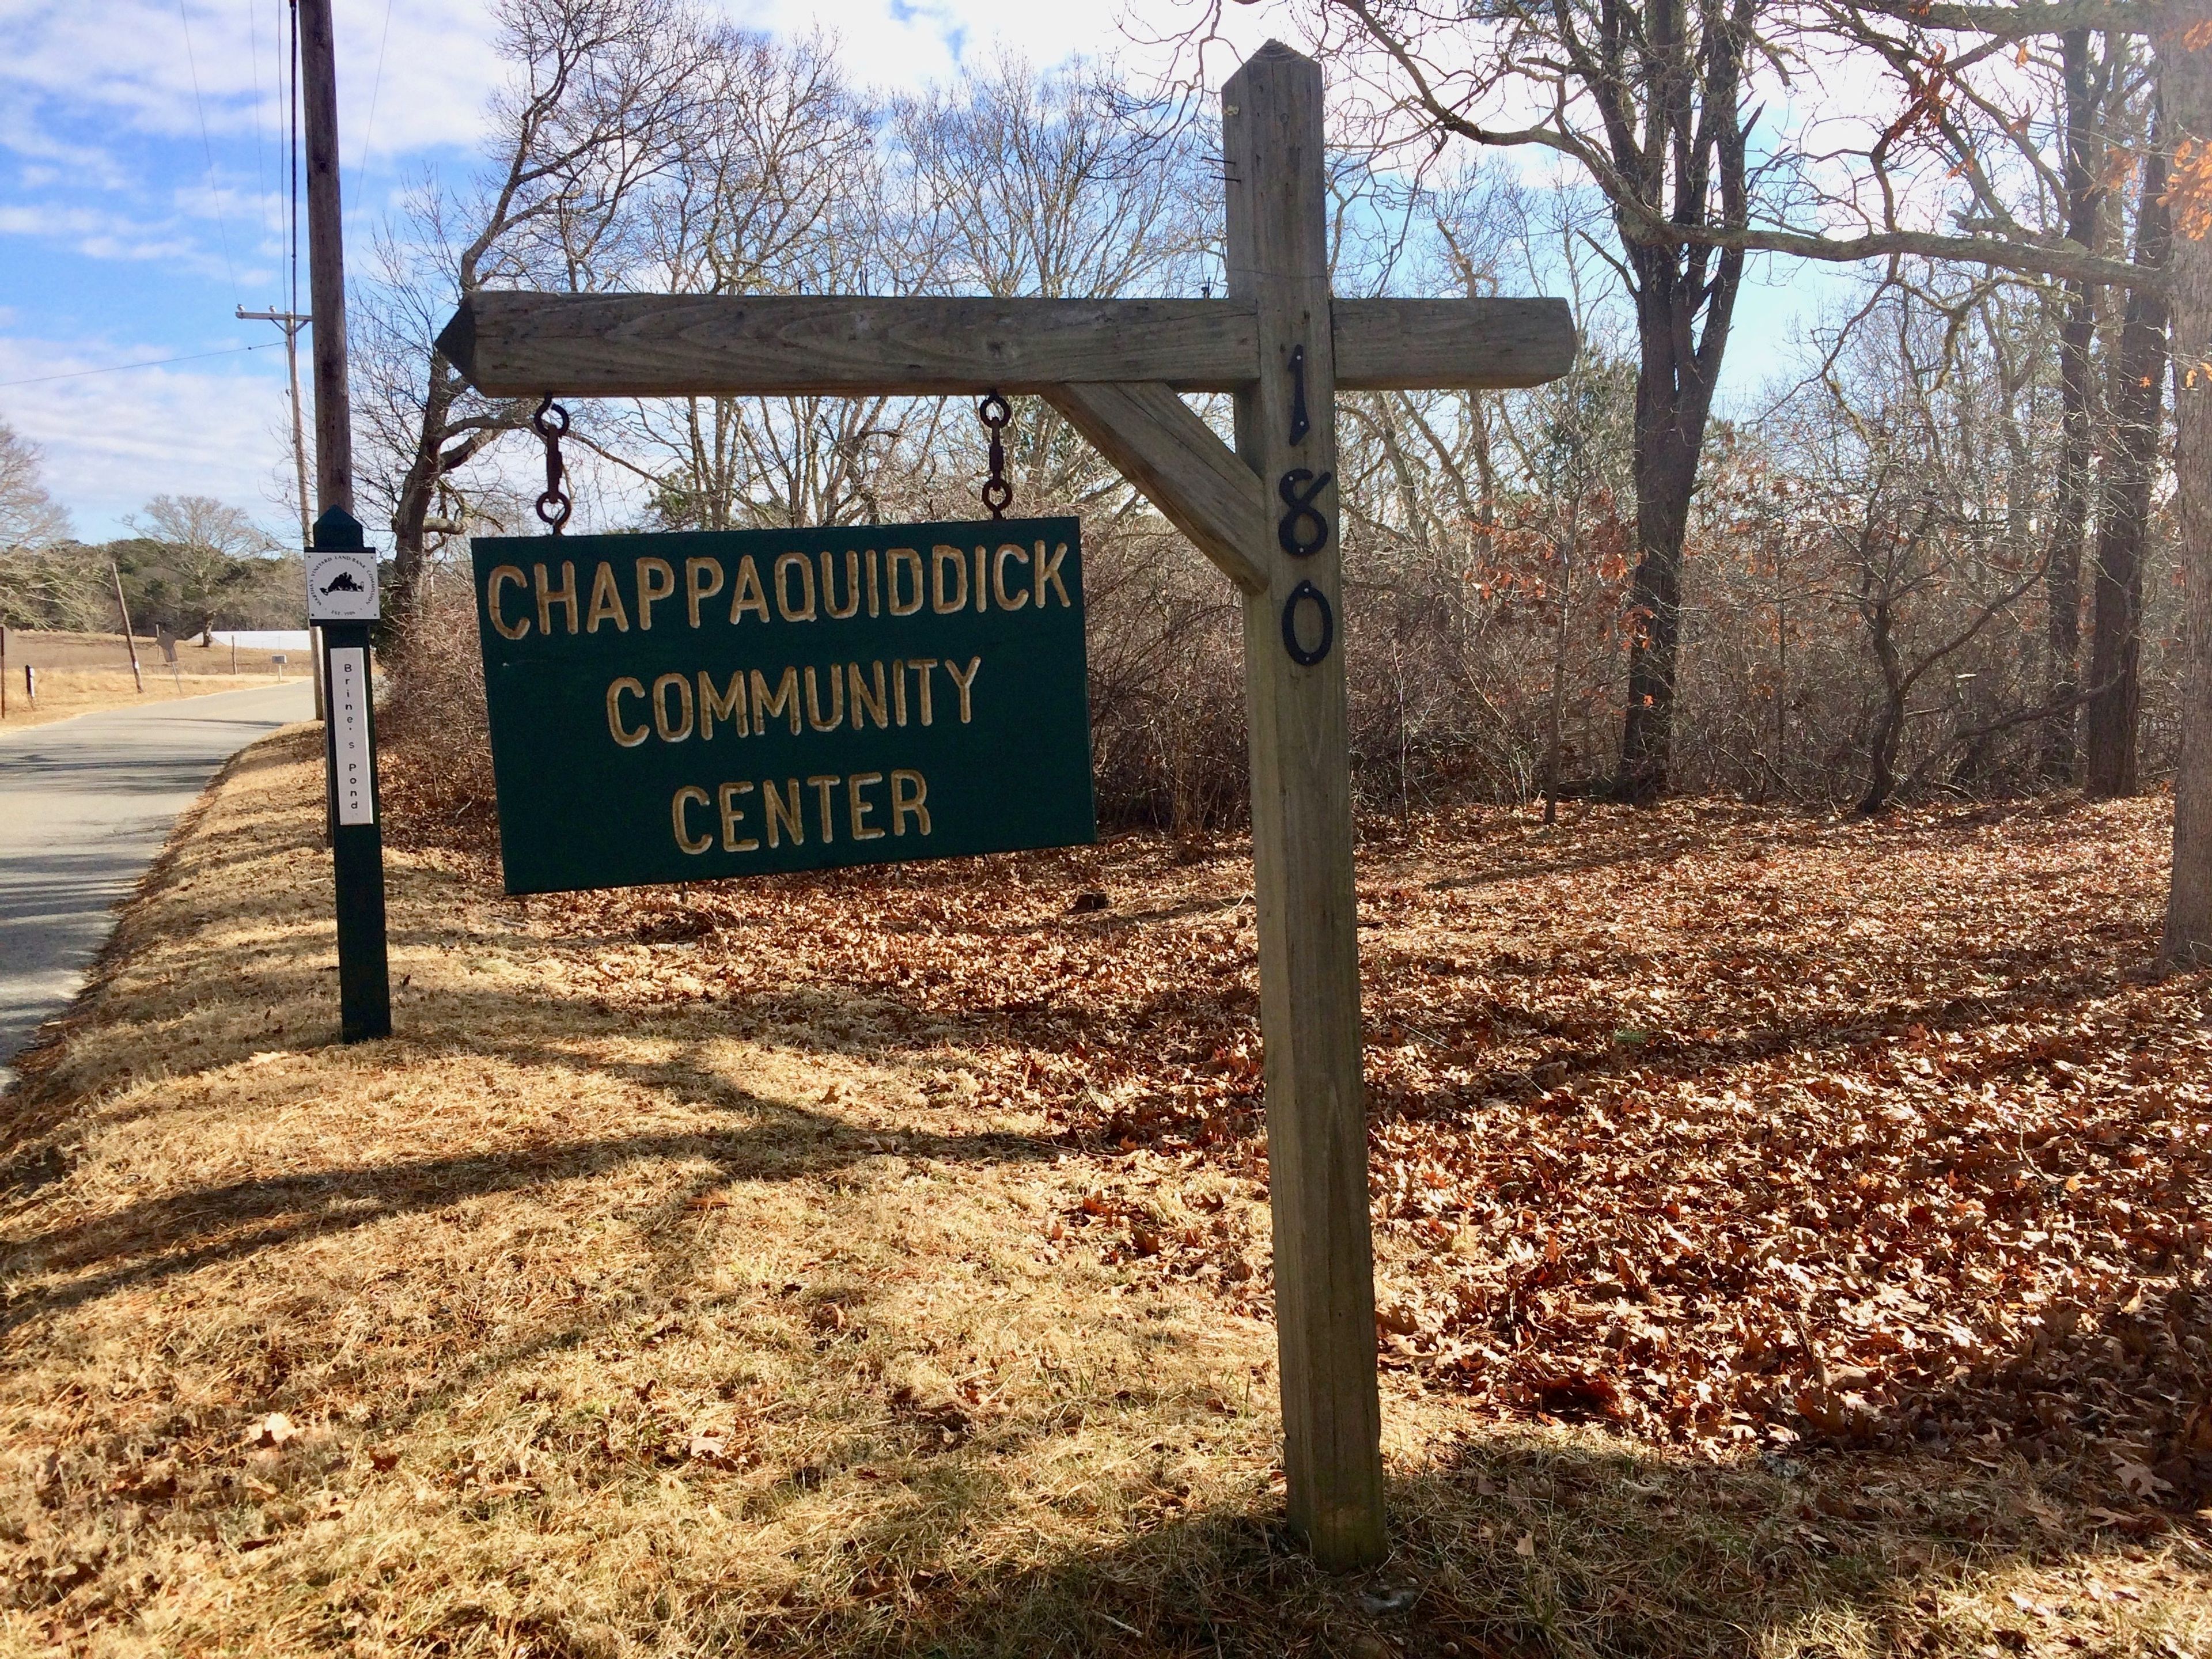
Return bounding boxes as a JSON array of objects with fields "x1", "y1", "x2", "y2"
[{"x1": 310, "y1": 507, "x2": 391, "y2": 1041}]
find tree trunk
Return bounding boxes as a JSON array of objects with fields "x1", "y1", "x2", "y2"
[
  {"x1": 2086, "y1": 133, "x2": 2172, "y2": 798},
  {"x1": 2163, "y1": 7, "x2": 2212, "y2": 963},
  {"x1": 1858, "y1": 571, "x2": 1906, "y2": 814},
  {"x1": 1860, "y1": 692, "x2": 1906, "y2": 814},
  {"x1": 1618, "y1": 263, "x2": 1729, "y2": 803},
  {"x1": 1542, "y1": 498, "x2": 1578, "y2": 824},
  {"x1": 387, "y1": 354, "x2": 461, "y2": 639},
  {"x1": 2039, "y1": 29, "x2": 2106, "y2": 785}
]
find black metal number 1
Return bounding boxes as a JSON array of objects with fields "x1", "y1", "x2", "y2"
[{"x1": 1287, "y1": 343, "x2": 1310, "y2": 445}]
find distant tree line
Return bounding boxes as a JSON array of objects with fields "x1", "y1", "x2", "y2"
[{"x1": 0, "y1": 421, "x2": 302, "y2": 639}]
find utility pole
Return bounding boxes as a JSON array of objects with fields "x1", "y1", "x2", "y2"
[
  {"x1": 109, "y1": 562, "x2": 143, "y2": 694},
  {"x1": 237, "y1": 303, "x2": 323, "y2": 719},
  {"x1": 237, "y1": 307, "x2": 313, "y2": 547},
  {"x1": 300, "y1": 0, "x2": 391, "y2": 1043}
]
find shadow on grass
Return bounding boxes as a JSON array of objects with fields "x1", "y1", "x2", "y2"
[
  {"x1": 2, "y1": 739, "x2": 2198, "y2": 1656},
  {"x1": 581, "y1": 1428, "x2": 2112, "y2": 1659},
  {"x1": 0, "y1": 1068, "x2": 1055, "y2": 1339}
]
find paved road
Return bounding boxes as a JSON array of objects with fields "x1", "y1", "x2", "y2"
[{"x1": 0, "y1": 681, "x2": 315, "y2": 1083}]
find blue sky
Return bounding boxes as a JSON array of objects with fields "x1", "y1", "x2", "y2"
[{"x1": 0, "y1": 0, "x2": 1840, "y2": 545}]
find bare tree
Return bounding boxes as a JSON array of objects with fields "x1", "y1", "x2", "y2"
[
  {"x1": 0, "y1": 418, "x2": 71, "y2": 550},
  {"x1": 125, "y1": 495, "x2": 280, "y2": 643},
  {"x1": 1293, "y1": 0, "x2": 1756, "y2": 802},
  {"x1": 1783, "y1": 291, "x2": 2054, "y2": 811},
  {"x1": 2086, "y1": 106, "x2": 2172, "y2": 796},
  {"x1": 2037, "y1": 33, "x2": 2130, "y2": 782},
  {"x1": 358, "y1": 0, "x2": 699, "y2": 634},
  {"x1": 599, "y1": 31, "x2": 904, "y2": 530}
]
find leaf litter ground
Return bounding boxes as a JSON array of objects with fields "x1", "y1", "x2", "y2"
[{"x1": 0, "y1": 729, "x2": 2206, "y2": 1657}]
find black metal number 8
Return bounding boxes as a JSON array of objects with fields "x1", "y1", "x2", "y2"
[
  {"x1": 1277, "y1": 468, "x2": 1332, "y2": 558},
  {"x1": 1281, "y1": 580, "x2": 1334, "y2": 666}
]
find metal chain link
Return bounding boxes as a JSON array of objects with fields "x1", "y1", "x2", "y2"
[
  {"x1": 977, "y1": 391, "x2": 1012, "y2": 520},
  {"x1": 533, "y1": 396, "x2": 573, "y2": 534}
]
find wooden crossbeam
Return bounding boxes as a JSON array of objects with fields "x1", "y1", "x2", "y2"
[
  {"x1": 1043, "y1": 382, "x2": 1270, "y2": 593},
  {"x1": 437, "y1": 292, "x2": 1575, "y2": 398}
]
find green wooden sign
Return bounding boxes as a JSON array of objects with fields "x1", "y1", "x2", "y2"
[{"x1": 471, "y1": 517, "x2": 1093, "y2": 895}]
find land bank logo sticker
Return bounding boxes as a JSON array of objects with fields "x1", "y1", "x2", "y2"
[{"x1": 308, "y1": 552, "x2": 380, "y2": 622}]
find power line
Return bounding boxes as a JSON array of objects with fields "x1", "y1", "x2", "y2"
[
  {"x1": 176, "y1": 0, "x2": 241, "y2": 302},
  {"x1": 247, "y1": 0, "x2": 272, "y2": 241},
  {"x1": 357, "y1": 0, "x2": 397, "y2": 177},
  {"x1": 0, "y1": 343, "x2": 275, "y2": 390}
]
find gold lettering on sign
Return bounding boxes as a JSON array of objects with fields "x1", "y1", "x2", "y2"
[
  {"x1": 849, "y1": 660, "x2": 888, "y2": 729},
  {"x1": 804, "y1": 665, "x2": 844, "y2": 732},
  {"x1": 774, "y1": 552, "x2": 817, "y2": 622},
  {"x1": 652, "y1": 673, "x2": 695, "y2": 743},
  {"x1": 1035, "y1": 541, "x2": 1070, "y2": 608},
  {"x1": 718, "y1": 781, "x2": 759, "y2": 851},
  {"x1": 891, "y1": 770, "x2": 930, "y2": 836},
  {"x1": 751, "y1": 667, "x2": 801, "y2": 736},
  {"x1": 943, "y1": 654, "x2": 981, "y2": 723},
  {"x1": 931, "y1": 544, "x2": 968, "y2": 613},
  {"x1": 763, "y1": 779, "x2": 803, "y2": 847},
  {"x1": 487, "y1": 566, "x2": 529, "y2": 639},
  {"x1": 607, "y1": 677, "x2": 648, "y2": 747},
  {"x1": 908, "y1": 658, "x2": 937, "y2": 725},
  {"x1": 535, "y1": 561, "x2": 578, "y2": 635},
  {"x1": 636, "y1": 557, "x2": 677, "y2": 629},
  {"x1": 974, "y1": 545, "x2": 988, "y2": 612},
  {"x1": 821, "y1": 550, "x2": 861, "y2": 620},
  {"x1": 866, "y1": 548, "x2": 881, "y2": 616},
  {"x1": 887, "y1": 548, "x2": 923, "y2": 616},
  {"x1": 729, "y1": 555, "x2": 770, "y2": 624},
  {"x1": 685, "y1": 557, "x2": 725, "y2": 628},
  {"x1": 806, "y1": 775, "x2": 840, "y2": 843},
  {"x1": 994, "y1": 544, "x2": 1030, "y2": 609},
  {"x1": 698, "y1": 670, "x2": 745, "y2": 740},
  {"x1": 848, "y1": 772, "x2": 885, "y2": 840},
  {"x1": 891, "y1": 659, "x2": 908, "y2": 725},
  {"x1": 672, "y1": 785, "x2": 712, "y2": 854},
  {"x1": 586, "y1": 563, "x2": 630, "y2": 632}
]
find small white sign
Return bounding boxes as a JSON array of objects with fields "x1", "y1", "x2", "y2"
[
  {"x1": 328, "y1": 646, "x2": 376, "y2": 826},
  {"x1": 307, "y1": 551, "x2": 380, "y2": 622}
]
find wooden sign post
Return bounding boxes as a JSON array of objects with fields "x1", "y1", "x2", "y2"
[{"x1": 440, "y1": 41, "x2": 1574, "y2": 1569}]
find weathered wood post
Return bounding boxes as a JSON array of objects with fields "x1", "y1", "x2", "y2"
[{"x1": 1225, "y1": 44, "x2": 1387, "y2": 1569}]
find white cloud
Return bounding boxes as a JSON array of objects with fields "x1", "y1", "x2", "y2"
[
  {"x1": 0, "y1": 0, "x2": 498, "y2": 170},
  {"x1": 0, "y1": 0, "x2": 1349, "y2": 543},
  {"x1": 715, "y1": 0, "x2": 1281, "y2": 94},
  {"x1": 0, "y1": 336, "x2": 300, "y2": 541},
  {"x1": 0, "y1": 203, "x2": 245, "y2": 282}
]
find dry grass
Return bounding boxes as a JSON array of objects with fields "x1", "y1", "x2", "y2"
[
  {"x1": 0, "y1": 631, "x2": 298, "y2": 729},
  {"x1": 1, "y1": 734, "x2": 2207, "y2": 1657}
]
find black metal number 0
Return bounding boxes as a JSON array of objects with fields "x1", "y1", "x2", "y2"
[
  {"x1": 1277, "y1": 468, "x2": 1332, "y2": 558},
  {"x1": 1281, "y1": 579, "x2": 1334, "y2": 666}
]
